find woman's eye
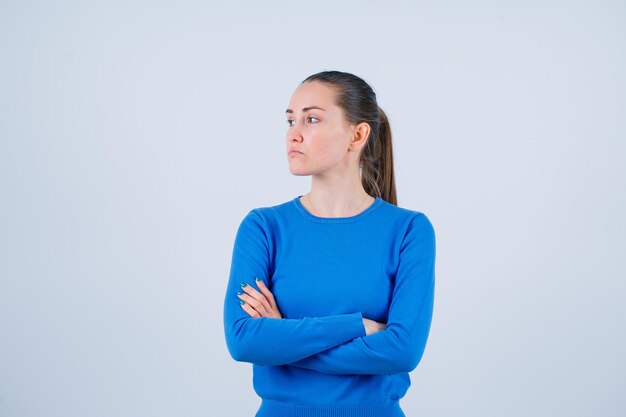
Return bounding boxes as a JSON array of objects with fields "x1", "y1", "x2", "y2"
[{"x1": 286, "y1": 117, "x2": 319, "y2": 127}]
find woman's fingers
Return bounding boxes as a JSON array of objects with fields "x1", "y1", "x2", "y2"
[
  {"x1": 254, "y1": 278, "x2": 278, "y2": 310},
  {"x1": 243, "y1": 282, "x2": 273, "y2": 312},
  {"x1": 238, "y1": 292, "x2": 268, "y2": 316},
  {"x1": 239, "y1": 281, "x2": 271, "y2": 316},
  {"x1": 238, "y1": 278, "x2": 283, "y2": 319},
  {"x1": 240, "y1": 301, "x2": 261, "y2": 318},
  {"x1": 362, "y1": 318, "x2": 387, "y2": 335}
]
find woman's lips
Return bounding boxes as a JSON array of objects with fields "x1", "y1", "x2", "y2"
[{"x1": 288, "y1": 151, "x2": 303, "y2": 156}]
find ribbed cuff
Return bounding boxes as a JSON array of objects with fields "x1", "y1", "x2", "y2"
[
  {"x1": 316, "y1": 311, "x2": 366, "y2": 349},
  {"x1": 346, "y1": 311, "x2": 366, "y2": 338}
]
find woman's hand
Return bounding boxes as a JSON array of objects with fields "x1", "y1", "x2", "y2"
[
  {"x1": 238, "y1": 278, "x2": 283, "y2": 319},
  {"x1": 362, "y1": 318, "x2": 386, "y2": 335}
]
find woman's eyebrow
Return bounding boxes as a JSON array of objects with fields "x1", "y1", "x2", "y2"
[{"x1": 285, "y1": 106, "x2": 326, "y2": 114}]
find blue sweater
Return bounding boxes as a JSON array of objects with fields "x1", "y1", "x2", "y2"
[{"x1": 223, "y1": 195, "x2": 436, "y2": 417}]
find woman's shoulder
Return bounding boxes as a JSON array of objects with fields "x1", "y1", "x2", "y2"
[
  {"x1": 377, "y1": 198, "x2": 433, "y2": 224},
  {"x1": 236, "y1": 197, "x2": 296, "y2": 228},
  {"x1": 244, "y1": 197, "x2": 294, "y2": 218}
]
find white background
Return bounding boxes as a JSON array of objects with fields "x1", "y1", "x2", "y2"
[{"x1": 1, "y1": 1, "x2": 624, "y2": 416}]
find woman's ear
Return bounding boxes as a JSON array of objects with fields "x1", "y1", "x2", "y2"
[{"x1": 350, "y1": 122, "x2": 371, "y2": 150}]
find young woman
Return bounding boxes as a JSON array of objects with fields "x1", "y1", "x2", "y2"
[{"x1": 223, "y1": 70, "x2": 436, "y2": 417}]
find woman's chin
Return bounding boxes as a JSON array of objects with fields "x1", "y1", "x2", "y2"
[{"x1": 288, "y1": 166, "x2": 312, "y2": 176}]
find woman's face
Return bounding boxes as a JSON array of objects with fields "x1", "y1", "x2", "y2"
[{"x1": 285, "y1": 81, "x2": 361, "y2": 176}]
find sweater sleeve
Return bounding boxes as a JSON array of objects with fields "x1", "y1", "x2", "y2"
[
  {"x1": 287, "y1": 213, "x2": 436, "y2": 375},
  {"x1": 223, "y1": 209, "x2": 367, "y2": 366}
]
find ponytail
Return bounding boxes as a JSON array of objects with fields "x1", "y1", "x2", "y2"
[{"x1": 360, "y1": 106, "x2": 397, "y2": 205}]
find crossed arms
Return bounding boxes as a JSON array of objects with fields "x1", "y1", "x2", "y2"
[{"x1": 223, "y1": 209, "x2": 436, "y2": 375}]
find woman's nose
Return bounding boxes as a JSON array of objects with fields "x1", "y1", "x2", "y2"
[
  {"x1": 287, "y1": 124, "x2": 303, "y2": 142},
  {"x1": 288, "y1": 134, "x2": 302, "y2": 143}
]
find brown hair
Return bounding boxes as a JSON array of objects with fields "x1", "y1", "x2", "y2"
[{"x1": 301, "y1": 70, "x2": 397, "y2": 205}]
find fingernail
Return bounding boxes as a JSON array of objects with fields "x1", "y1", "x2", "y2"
[
  {"x1": 240, "y1": 282, "x2": 248, "y2": 288},
  {"x1": 237, "y1": 291, "x2": 243, "y2": 295},
  {"x1": 239, "y1": 300, "x2": 245, "y2": 305},
  {"x1": 255, "y1": 277, "x2": 262, "y2": 283}
]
